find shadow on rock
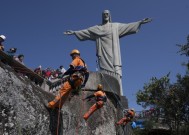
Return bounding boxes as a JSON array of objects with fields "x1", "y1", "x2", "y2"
[{"x1": 46, "y1": 107, "x2": 63, "y2": 135}]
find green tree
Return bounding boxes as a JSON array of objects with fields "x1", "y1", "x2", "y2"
[
  {"x1": 177, "y1": 35, "x2": 189, "y2": 72},
  {"x1": 136, "y1": 35, "x2": 189, "y2": 135}
]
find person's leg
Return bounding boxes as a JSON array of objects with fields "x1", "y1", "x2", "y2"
[
  {"x1": 116, "y1": 117, "x2": 127, "y2": 125},
  {"x1": 83, "y1": 101, "x2": 103, "y2": 121},
  {"x1": 48, "y1": 81, "x2": 72, "y2": 109}
]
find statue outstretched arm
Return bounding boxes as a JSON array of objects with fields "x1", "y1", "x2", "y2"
[
  {"x1": 140, "y1": 18, "x2": 152, "y2": 24},
  {"x1": 64, "y1": 30, "x2": 75, "y2": 35}
]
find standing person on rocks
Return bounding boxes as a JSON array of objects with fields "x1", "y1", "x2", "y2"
[{"x1": 83, "y1": 84, "x2": 107, "y2": 121}]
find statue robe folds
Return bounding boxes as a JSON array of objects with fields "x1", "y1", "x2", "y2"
[{"x1": 74, "y1": 21, "x2": 141, "y2": 77}]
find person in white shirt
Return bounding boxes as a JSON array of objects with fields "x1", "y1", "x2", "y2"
[
  {"x1": 59, "y1": 65, "x2": 66, "y2": 74},
  {"x1": 14, "y1": 54, "x2": 24, "y2": 65}
]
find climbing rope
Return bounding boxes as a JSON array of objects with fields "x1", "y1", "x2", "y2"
[
  {"x1": 56, "y1": 89, "x2": 63, "y2": 135},
  {"x1": 76, "y1": 89, "x2": 86, "y2": 135},
  {"x1": 82, "y1": 90, "x2": 90, "y2": 135},
  {"x1": 75, "y1": 95, "x2": 81, "y2": 135}
]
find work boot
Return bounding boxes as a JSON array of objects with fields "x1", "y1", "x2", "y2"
[
  {"x1": 43, "y1": 100, "x2": 54, "y2": 111},
  {"x1": 83, "y1": 115, "x2": 88, "y2": 121}
]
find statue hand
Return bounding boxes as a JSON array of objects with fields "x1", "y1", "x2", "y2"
[
  {"x1": 140, "y1": 18, "x2": 152, "y2": 24},
  {"x1": 64, "y1": 30, "x2": 74, "y2": 35}
]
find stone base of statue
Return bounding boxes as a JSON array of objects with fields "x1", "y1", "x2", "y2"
[{"x1": 83, "y1": 71, "x2": 132, "y2": 134}]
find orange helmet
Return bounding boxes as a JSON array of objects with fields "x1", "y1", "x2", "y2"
[
  {"x1": 97, "y1": 84, "x2": 103, "y2": 90},
  {"x1": 70, "y1": 49, "x2": 80, "y2": 56}
]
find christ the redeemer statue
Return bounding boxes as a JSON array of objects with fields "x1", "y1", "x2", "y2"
[{"x1": 64, "y1": 10, "x2": 152, "y2": 95}]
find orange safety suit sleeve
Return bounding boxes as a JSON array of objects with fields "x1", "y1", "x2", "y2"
[{"x1": 83, "y1": 101, "x2": 104, "y2": 121}]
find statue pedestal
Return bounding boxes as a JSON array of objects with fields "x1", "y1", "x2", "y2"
[
  {"x1": 84, "y1": 71, "x2": 128, "y2": 108},
  {"x1": 84, "y1": 71, "x2": 120, "y2": 95}
]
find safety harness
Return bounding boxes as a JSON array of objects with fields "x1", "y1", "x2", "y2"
[
  {"x1": 65, "y1": 58, "x2": 89, "y2": 95},
  {"x1": 96, "y1": 95, "x2": 107, "y2": 102}
]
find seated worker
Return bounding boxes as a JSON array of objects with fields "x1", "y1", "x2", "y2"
[
  {"x1": 0, "y1": 35, "x2": 6, "y2": 51},
  {"x1": 115, "y1": 108, "x2": 135, "y2": 126},
  {"x1": 47, "y1": 49, "x2": 89, "y2": 109},
  {"x1": 83, "y1": 84, "x2": 107, "y2": 121}
]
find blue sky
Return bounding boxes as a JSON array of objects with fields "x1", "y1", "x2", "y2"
[{"x1": 1, "y1": 0, "x2": 189, "y2": 111}]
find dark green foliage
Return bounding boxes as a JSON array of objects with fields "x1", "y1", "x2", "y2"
[
  {"x1": 177, "y1": 35, "x2": 189, "y2": 71},
  {"x1": 136, "y1": 35, "x2": 189, "y2": 135}
]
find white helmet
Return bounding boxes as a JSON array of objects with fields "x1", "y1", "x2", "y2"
[
  {"x1": 0, "y1": 35, "x2": 6, "y2": 40},
  {"x1": 130, "y1": 108, "x2": 135, "y2": 112}
]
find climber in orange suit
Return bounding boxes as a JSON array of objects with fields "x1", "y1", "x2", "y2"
[
  {"x1": 47, "y1": 49, "x2": 89, "y2": 109},
  {"x1": 115, "y1": 108, "x2": 135, "y2": 126},
  {"x1": 83, "y1": 84, "x2": 107, "y2": 121}
]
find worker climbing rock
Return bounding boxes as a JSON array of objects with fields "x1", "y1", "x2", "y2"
[
  {"x1": 47, "y1": 49, "x2": 89, "y2": 109},
  {"x1": 83, "y1": 84, "x2": 107, "y2": 121},
  {"x1": 115, "y1": 108, "x2": 135, "y2": 126}
]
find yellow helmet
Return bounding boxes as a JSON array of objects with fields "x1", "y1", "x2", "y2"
[
  {"x1": 97, "y1": 84, "x2": 103, "y2": 90},
  {"x1": 70, "y1": 49, "x2": 80, "y2": 56}
]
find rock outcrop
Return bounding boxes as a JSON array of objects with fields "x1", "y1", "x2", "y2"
[{"x1": 0, "y1": 63, "x2": 133, "y2": 135}]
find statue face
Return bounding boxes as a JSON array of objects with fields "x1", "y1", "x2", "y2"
[
  {"x1": 103, "y1": 13, "x2": 109, "y2": 22},
  {"x1": 103, "y1": 12, "x2": 110, "y2": 22}
]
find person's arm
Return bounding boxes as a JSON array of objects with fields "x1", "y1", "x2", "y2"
[
  {"x1": 83, "y1": 94, "x2": 95, "y2": 101},
  {"x1": 64, "y1": 30, "x2": 75, "y2": 35},
  {"x1": 118, "y1": 18, "x2": 152, "y2": 38},
  {"x1": 64, "y1": 27, "x2": 96, "y2": 41},
  {"x1": 140, "y1": 18, "x2": 152, "y2": 24},
  {"x1": 63, "y1": 65, "x2": 74, "y2": 76}
]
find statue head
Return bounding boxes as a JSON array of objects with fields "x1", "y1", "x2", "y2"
[{"x1": 102, "y1": 10, "x2": 112, "y2": 24}]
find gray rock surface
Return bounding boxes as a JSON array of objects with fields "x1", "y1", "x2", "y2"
[{"x1": 0, "y1": 63, "x2": 133, "y2": 135}]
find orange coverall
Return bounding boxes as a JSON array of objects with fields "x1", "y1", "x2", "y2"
[
  {"x1": 83, "y1": 90, "x2": 107, "y2": 121},
  {"x1": 116, "y1": 110, "x2": 135, "y2": 125},
  {"x1": 48, "y1": 56, "x2": 87, "y2": 109}
]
